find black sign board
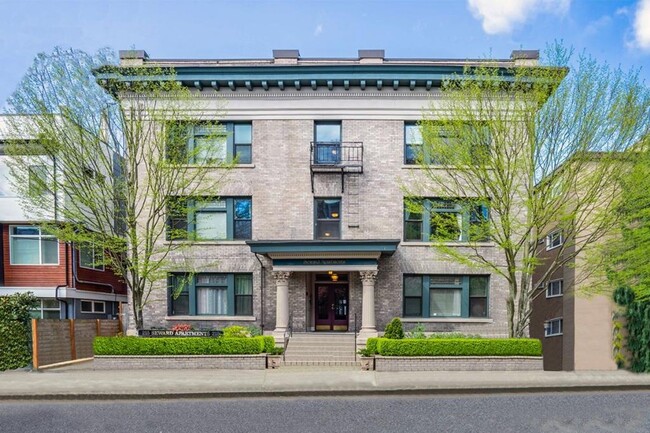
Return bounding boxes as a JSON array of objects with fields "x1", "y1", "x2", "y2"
[{"x1": 138, "y1": 329, "x2": 223, "y2": 338}]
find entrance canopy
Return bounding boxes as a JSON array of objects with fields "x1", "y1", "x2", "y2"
[{"x1": 246, "y1": 239, "x2": 400, "y2": 272}]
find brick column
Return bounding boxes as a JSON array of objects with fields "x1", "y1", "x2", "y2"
[
  {"x1": 358, "y1": 270, "x2": 379, "y2": 345},
  {"x1": 273, "y1": 271, "x2": 291, "y2": 342}
]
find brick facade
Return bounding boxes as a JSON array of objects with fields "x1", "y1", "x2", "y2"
[
  {"x1": 93, "y1": 355, "x2": 267, "y2": 370},
  {"x1": 374, "y1": 356, "x2": 543, "y2": 371},
  {"x1": 113, "y1": 51, "x2": 527, "y2": 339}
]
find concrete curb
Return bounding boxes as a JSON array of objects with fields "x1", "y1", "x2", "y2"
[{"x1": 3, "y1": 383, "x2": 650, "y2": 401}]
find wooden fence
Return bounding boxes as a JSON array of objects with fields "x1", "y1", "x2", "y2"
[{"x1": 31, "y1": 319, "x2": 121, "y2": 369}]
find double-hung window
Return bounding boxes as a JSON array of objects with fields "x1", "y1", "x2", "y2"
[
  {"x1": 10, "y1": 226, "x2": 58, "y2": 265},
  {"x1": 404, "y1": 198, "x2": 489, "y2": 242},
  {"x1": 545, "y1": 318, "x2": 563, "y2": 337},
  {"x1": 403, "y1": 275, "x2": 489, "y2": 318},
  {"x1": 167, "y1": 122, "x2": 252, "y2": 164},
  {"x1": 315, "y1": 198, "x2": 341, "y2": 239},
  {"x1": 169, "y1": 273, "x2": 253, "y2": 316},
  {"x1": 546, "y1": 279, "x2": 563, "y2": 297},
  {"x1": 404, "y1": 123, "x2": 423, "y2": 165},
  {"x1": 546, "y1": 230, "x2": 563, "y2": 250},
  {"x1": 166, "y1": 197, "x2": 252, "y2": 241},
  {"x1": 314, "y1": 121, "x2": 341, "y2": 165}
]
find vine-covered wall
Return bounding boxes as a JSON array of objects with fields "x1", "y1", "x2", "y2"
[{"x1": 614, "y1": 287, "x2": 650, "y2": 372}]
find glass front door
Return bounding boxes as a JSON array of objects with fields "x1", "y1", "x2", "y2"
[{"x1": 315, "y1": 283, "x2": 349, "y2": 331}]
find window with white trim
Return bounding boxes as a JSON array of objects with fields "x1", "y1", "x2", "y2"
[
  {"x1": 30, "y1": 299, "x2": 60, "y2": 319},
  {"x1": 81, "y1": 300, "x2": 106, "y2": 314},
  {"x1": 546, "y1": 230, "x2": 563, "y2": 250},
  {"x1": 546, "y1": 279, "x2": 563, "y2": 297},
  {"x1": 545, "y1": 318, "x2": 563, "y2": 337},
  {"x1": 9, "y1": 226, "x2": 59, "y2": 265}
]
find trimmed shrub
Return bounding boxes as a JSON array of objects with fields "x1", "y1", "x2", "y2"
[
  {"x1": 0, "y1": 293, "x2": 38, "y2": 371},
  {"x1": 93, "y1": 336, "x2": 268, "y2": 356},
  {"x1": 374, "y1": 338, "x2": 542, "y2": 357},
  {"x1": 366, "y1": 338, "x2": 379, "y2": 355},
  {"x1": 222, "y1": 325, "x2": 251, "y2": 338},
  {"x1": 384, "y1": 318, "x2": 404, "y2": 339},
  {"x1": 262, "y1": 336, "x2": 276, "y2": 353}
]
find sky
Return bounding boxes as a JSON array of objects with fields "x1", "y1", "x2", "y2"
[{"x1": 1, "y1": 0, "x2": 649, "y2": 105}]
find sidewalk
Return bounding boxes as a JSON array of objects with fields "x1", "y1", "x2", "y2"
[{"x1": 2, "y1": 361, "x2": 650, "y2": 400}]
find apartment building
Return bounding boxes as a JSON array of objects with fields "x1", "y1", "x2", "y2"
[
  {"x1": 0, "y1": 116, "x2": 127, "y2": 319},
  {"x1": 98, "y1": 48, "x2": 542, "y2": 342},
  {"x1": 530, "y1": 157, "x2": 619, "y2": 371}
]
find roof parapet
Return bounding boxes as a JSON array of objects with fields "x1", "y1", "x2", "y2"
[
  {"x1": 119, "y1": 50, "x2": 149, "y2": 67},
  {"x1": 273, "y1": 49, "x2": 300, "y2": 65},
  {"x1": 511, "y1": 50, "x2": 539, "y2": 67},
  {"x1": 358, "y1": 49, "x2": 385, "y2": 64}
]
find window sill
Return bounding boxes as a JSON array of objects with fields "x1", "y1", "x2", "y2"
[
  {"x1": 400, "y1": 241, "x2": 495, "y2": 247},
  {"x1": 400, "y1": 317, "x2": 493, "y2": 323},
  {"x1": 545, "y1": 294, "x2": 563, "y2": 299},
  {"x1": 166, "y1": 315, "x2": 256, "y2": 321},
  {"x1": 166, "y1": 240, "x2": 249, "y2": 246},
  {"x1": 180, "y1": 164, "x2": 255, "y2": 169},
  {"x1": 544, "y1": 333, "x2": 563, "y2": 338}
]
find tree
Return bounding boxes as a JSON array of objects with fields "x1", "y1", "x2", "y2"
[
  {"x1": 409, "y1": 44, "x2": 650, "y2": 337},
  {"x1": 603, "y1": 139, "x2": 650, "y2": 300},
  {"x1": 4, "y1": 47, "x2": 230, "y2": 330}
]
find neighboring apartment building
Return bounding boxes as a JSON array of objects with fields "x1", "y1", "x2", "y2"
[
  {"x1": 0, "y1": 115, "x2": 127, "y2": 319},
  {"x1": 97, "y1": 48, "x2": 544, "y2": 342},
  {"x1": 530, "y1": 159, "x2": 618, "y2": 371}
]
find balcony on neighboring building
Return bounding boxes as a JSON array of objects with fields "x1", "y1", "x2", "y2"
[{"x1": 310, "y1": 141, "x2": 363, "y2": 192}]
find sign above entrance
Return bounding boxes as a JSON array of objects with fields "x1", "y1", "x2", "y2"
[
  {"x1": 272, "y1": 258, "x2": 378, "y2": 272},
  {"x1": 273, "y1": 258, "x2": 377, "y2": 267}
]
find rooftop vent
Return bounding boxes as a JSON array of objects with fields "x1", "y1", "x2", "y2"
[
  {"x1": 358, "y1": 49, "x2": 385, "y2": 64},
  {"x1": 273, "y1": 49, "x2": 301, "y2": 64}
]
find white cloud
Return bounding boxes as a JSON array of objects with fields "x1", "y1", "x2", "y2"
[
  {"x1": 314, "y1": 24, "x2": 323, "y2": 37},
  {"x1": 633, "y1": 0, "x2": 650, "y2": 50},
  {"x1": 467, "y1": 0, "x2": 571, "y2": 35},
  {"x1": 584, "y1": 15, "x2": 612, "y2": 36}
]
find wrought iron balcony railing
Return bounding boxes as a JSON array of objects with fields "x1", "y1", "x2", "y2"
[{"x1": 310, "y1": 141, "x2": 363, "y2": 192}]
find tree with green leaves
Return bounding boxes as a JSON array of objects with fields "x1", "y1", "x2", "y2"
[
  {"x1": 4, "y1": 47, "x2": 231, "y2": 330},
  {"x1": 408, "y1": 45, "x2": 650, "y2": 338},
  {"x1": 603, "y1": 139, "x2": 650, "y2": 300}
]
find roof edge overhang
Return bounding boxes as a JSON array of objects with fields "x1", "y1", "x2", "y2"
[{"x1": 246, "y1": 239, "x2": 400, "y2": 256}]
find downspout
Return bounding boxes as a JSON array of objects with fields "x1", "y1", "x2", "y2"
[
  {"x1": 55, "y1": 242, "x2": 70, "y2": 319},
  {"x1": 72, "y1": 241, "x2": 115, "y2": 297},
  {"x1": 254, "y1": 253, "x2": 266, "y2": 331}
]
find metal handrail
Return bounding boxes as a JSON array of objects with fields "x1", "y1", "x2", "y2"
[
  {"x1": 310, "y1": 141, "x2": 364, "y2": 169},
  {"x1": 282, "y1": 313, "x2": 293, "y2": 363},
  {"x1": 354, "y1": 313, "x2": 358, "y2": 356}
]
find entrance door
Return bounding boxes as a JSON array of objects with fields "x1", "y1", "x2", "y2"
[{"x1": 315, "y1": 283, "x2": 348, "y2": 331}]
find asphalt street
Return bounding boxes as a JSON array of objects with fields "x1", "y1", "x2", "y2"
[{"x1": 1, "y1": 390, "x2": 648, "y2": 433}]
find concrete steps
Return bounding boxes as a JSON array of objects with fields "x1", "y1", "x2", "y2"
[{"x1": 283, "y1": 333, "x2": 358, "y2": 367}]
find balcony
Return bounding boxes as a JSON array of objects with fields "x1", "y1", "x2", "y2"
[{"x1": 310, "y1": 141, "x2": 363, "y2": 192}]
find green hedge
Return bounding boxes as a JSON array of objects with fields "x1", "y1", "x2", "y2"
[
  {"x1": 0, "y1": 293, "x2": 38, "y2": 371},
  {"x1": 94, "y1": 336, "x2": 274, "y2": 356},
  {"x1": 368, "y1": 338, "x2": 541, "y2": 357}
]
